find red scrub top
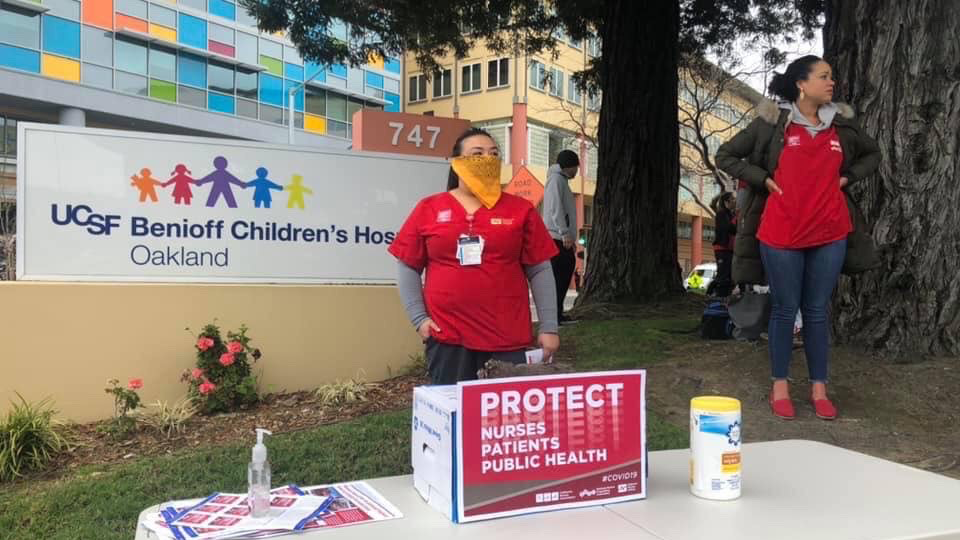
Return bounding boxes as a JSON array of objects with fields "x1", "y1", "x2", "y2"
[
  {"x1": 758, "y1": 124, "x2": 852, "y2": 249},
  {"x1": 389, "y1": 192, "x2": 558, "y2": 351}
]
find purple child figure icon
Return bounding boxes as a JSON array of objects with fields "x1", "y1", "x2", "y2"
[
  {"x1": 163, "y1": 164, "x2": 196, "y2": 205},
  {"x1": 196, "y1": 156, "x2": 247, "y2": 208}
]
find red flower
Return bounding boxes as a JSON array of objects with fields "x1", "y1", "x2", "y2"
[
  {"x1": 219, "y1": 353, "x2": 235, "y2": 367},
  {"x1": 127, "y1": 378, "x2": 143, "y2": 390},
  {"x1": 227, "y1": 341, "x2": 244, "y2": 354},
  {"x1": 191, "y1": 368, "x2": 204, "y2": 380},
  {"x1": 197, "y1": 337, "x2": 215, "y2": 351},
  {"x1": 199, "y1": 381, "x2": 217, "y2": 395}
]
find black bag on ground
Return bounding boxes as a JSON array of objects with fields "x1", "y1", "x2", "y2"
[
  {"x1": 700, "y1": 301, "x2": 732, "y2": 340},
  {"x1": 727, "y1": 288, "x2": 771, "y2": 341}
]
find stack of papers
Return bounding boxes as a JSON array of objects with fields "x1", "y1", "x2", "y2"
[{"x1": 140, "y1": 482, "x2": 403, "y2": 539}]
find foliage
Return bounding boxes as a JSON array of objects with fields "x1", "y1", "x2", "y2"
[
  {"x1": 316, "y1": 372, "x2": 371, "y2": 406},
  {"x1": 100, "y1": 379, "x2": 143, "y2": 440},
  {"x1": 0, "y1": 394, "x2": 68, "y2": 483},
  {"x1": 182, "y1": 323, "x2": 262, "y2": 415},
  {"x1": 401, "y1": 353, "x2": 428, "y2": 377},
  {"x1": 136, "y1": 398, "x2": 198, "y2": 439}
]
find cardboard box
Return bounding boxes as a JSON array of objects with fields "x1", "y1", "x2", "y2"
[{"x1": 411, "y1": 385, "x2": 459, "y2": 521}]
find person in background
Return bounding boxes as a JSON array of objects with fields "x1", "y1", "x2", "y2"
[
  {"x1": 542, "y1": 150, "x2": 580, "y2": 324},
  {"x1": 716, "y1": 55, "x2": 880, "y2": 421},
  {"x1": 709, "y1": 192, "x2": 737, "y2": 298},
  {"x1": 389, "y1": 128, "x2": 560, "y2": 384}
]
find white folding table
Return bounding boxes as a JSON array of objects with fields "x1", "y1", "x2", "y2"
[{"x1": 136, "y1": 440, "x2": 960, "y2": 540}]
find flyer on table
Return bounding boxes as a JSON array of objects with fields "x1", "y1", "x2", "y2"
[{"x1": 456, "y1": 371, "x2": 646, "y2": 522}]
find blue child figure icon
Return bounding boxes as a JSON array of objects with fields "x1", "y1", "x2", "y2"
[
  {"x1": 248, "y1": 167, "x2": 284, "y2": 208},
  {"x1": 196, "y1": 156, "x2": 247, "y2": 208}
]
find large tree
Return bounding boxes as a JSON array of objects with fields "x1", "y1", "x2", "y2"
[
  {"x1": 244, "y1": 0, "x2": 816, "y2": 303},
  {"x1": 825, "y1": 0, "x2": 960, "y2": 355}
]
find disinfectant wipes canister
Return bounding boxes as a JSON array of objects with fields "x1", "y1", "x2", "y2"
[{"x1": 689, "y1": 396, "x2": 741, "y2": 500}]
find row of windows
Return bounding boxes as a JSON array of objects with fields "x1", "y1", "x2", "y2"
[
  {"x1": 0, "y1": 117, "x2": 17, "y2": 157},
  {"x1": 529, "y1": 60, "x2": 600, "y2": 111},
  {"x1": 677, "y1": 221, "x2": 716, "y2": 241},
  {"x1": 408, "y1": 58, "x2": 510, "y2": 102}
]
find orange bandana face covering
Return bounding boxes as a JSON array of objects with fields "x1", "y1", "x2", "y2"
[{"x1": 451, "y1": 156, "x2": 503, "y2": 209}]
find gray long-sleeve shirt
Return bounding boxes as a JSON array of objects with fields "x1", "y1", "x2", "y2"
[
  {"x1": 542, "y1": 164, "x2": 577, "y2": 242},
  {"x1": 396, "y1": 260, "x2": 559, "y2": 334}
]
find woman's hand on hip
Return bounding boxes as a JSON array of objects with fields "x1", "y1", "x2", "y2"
[
  {"x1": 538, "y1": 333, "x2": 560, "y2": 363},
  {"x1": 839, "y1": 176, "x2": 849, "y2": 188},
  {"x1": 765, "y1": 178, "x2": 783, "y2": 195},
  {"x1": 418, "y1": 318, "x2": 440, "y2": 341}
]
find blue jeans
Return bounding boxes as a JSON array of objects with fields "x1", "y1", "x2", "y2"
[{"x1": 759, "y1": 239, "x2": 847, "y2": 382}]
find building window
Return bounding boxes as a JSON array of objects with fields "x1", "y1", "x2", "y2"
[
  {"x1": 677, "y1": 221, "x2": 692, "y2": 240},
  {"x1": 529, "y1": 60, "x2": 547, "y2": 91},
  {"x1": 46, "y1": 0, "x2": 80, "y2": 20},
  {"x1": 149, "y1": 44, "x2": 177, "y2": 81},
  {"x1": 568, "y1": 77, "x2": 582, "y2": 105},
  {"x1": 432, "y1": 68, "x2": 451, "y2": 98},
  {"x1": 548, "y1": 67, "x2": 564, "y2": 98},
  {"x1": 1, "y1": 117, "x2": 17, "y2": 157},
  {"x1": 326, "y1": 92, "x2": 347, "y2": 121},
  {"x1": 587, "y1": 36, "x2": 601, "y2": 58},
  {"x1": 115, "y1": 35, "x2": 147, "y2": 75},
  {"x1": 408, "y1": 74, "x2": 427, "y2": 102},
  {"x1": 178, "y1": 84, "x2": 205, "y2": 108},
  {"x1": 235, "y1": 67, "x2": 257, "y2": 99},
  {"x1": 208, "y1": 22, "x2": 234, "y2": 45},
  {"x1": 82, "y1": 26, "x2": 113, "y2": 66},
  {"x1": 488, "y1": 58, "x2": 509, "y2": 88},
  {"x1": 305, "y1": 86, "x2": 325, "y2": 115},
  {"x1": 148, "y1": 3, "x2": 177, "y2": 28},
  {"x1": 461, "y1": 62, "x2": 481, "y2": 93},
  {"x1": 83, "y1": 63, "x2": 112, "y2": 88},
  {"x1": 178, "y1": 0, "x2": 206, "y2": 12},
  {"x1": 587, "y1": 91, "x2": 601, "y2": 112},
  {"x1": 703, "y1": 225, "x2": 715, "y2": 242},
  {"x1": 235, "y1": 32, "x2": 257, "y2": 65},
  {"x1": 116, "y1": 70, "x2": 148, "y2": 96},
  {"x1": 208, "y1": 59, "x2": 234, "y2": 94},
  {"x1": 0, "y1": 5, "x2": 41, "y2": 50},
  {"x1": 116, "y1": 0, "x2": 148, "y2": 20},
  {"x1": 178, "y1": 51, "x2": 207, "y2": 88}
]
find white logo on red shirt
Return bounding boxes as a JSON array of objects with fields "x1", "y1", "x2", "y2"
[
  {"x1": 437, "y1": 209, "x2": 452, "y2": 223},
  {"x1": 490, "y1": 218, "x2": 514, "y2": 225},
  {"x1": 830, "y1": 139, "x2": 842, "y2": 153},
  {"x1": 787, "y1": 135, "x2": 801, "y2": 147}
]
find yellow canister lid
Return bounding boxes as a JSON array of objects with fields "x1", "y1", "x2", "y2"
[{"x1": 690, "y1": 396, "x2": 741, "y2": 412}]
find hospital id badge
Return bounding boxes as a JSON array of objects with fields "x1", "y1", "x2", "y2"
[{"x1": 457, "y1": 235, "x2": 484, "y2": 266}]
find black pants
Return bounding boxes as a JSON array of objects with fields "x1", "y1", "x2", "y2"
[
  {"x1": 424, "y1": 338, "x2": 525, "y2": 384},
  {"x1": 714, "y1": 249, "x2": 734, "y2": 297},
  {"x1": 550, "y1": 240, "x2": 576, "y2": 318}
]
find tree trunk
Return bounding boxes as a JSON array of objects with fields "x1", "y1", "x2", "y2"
[
  {"x1": 580, "y1": 0, "x2": 683, "y2": 304},
  {"x1": 824, "y1": 0, "x2": 960, "y2": 355}
]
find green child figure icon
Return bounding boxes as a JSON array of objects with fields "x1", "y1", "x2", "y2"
[
  {"x1": 131, "y1": 168, "x2": 163, "y2": 203},
  {"x1": 285, "y1": 174, "x2": 313, "y2": 210}
]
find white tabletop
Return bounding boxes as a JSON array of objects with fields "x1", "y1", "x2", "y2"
[
  {"x1": 136, "y1": 440, "x2": 960, "y2": 540},
  {"x1": 610, "y1": 439, "x2": 960, "y2": 540}
]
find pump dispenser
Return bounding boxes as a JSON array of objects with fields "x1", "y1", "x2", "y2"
[{"x1": 248, "y1": 428, "x2": 272, "y2": 517}]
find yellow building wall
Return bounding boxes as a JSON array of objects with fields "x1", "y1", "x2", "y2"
[{"x1": 0, "y1": 283, "x2": 421, "y2": 423}]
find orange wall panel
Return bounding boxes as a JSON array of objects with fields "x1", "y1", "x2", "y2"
[
  {"x1": 82, "y1": 0, "x2": 114, "y2": 30},
  {"x1": 116, "y1": 13, "x2": 148, "y2": 33}
]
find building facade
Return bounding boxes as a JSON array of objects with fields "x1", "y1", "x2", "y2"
[{"x1": 0, "y1": 0, "x2": 406, "y2": 204}]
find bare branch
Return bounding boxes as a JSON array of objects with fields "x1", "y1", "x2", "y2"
[{"x1": 678, "y1": 182, "x2": 715, "y2": 217}]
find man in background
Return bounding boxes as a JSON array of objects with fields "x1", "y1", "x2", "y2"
[{"x1": 543, "y1": 150, "x2": 580, "y2": 324}]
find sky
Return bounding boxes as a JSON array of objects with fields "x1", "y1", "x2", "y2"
[{"x1": 720, "y1": 28, "x2": 824, "y2": 95}]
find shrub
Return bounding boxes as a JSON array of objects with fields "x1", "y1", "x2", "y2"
[
  {"x1": 137, "y1": 398, "x2": 197, "y2": 438},
  {"x1": 316, "y1": 372, "x2": 370, "y2": 406},
  {"x1": 183, "y1": 323, "x2": 261, "y2": 414},
  {"x1": 0, "y1": 394, "x2": 68, "y2": 482},
  {"x1": 100, "y1": 378, "x2": 143, "y2": 440}
]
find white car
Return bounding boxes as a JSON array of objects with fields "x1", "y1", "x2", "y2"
[{"x1": 684, "y1": 262, "x2": 717, "y2": 290}]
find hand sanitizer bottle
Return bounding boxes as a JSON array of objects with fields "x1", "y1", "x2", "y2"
[{"x1": 248, "y1": 428, "x2": 272, "y2": 518}]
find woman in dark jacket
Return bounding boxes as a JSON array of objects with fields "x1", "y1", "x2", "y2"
[
  {"x1": 709, "y1": 192, "x2": 737, "y2": 298},
  {"x1": 715, "y1": 55, "x2": 881, "y2": 421}
]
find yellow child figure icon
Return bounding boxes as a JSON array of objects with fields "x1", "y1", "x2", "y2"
[
  {"x1": 285, "y1": 174, "x2": 313, "y2": 210},
  {"x1": 131, "y1": 168, "x2": 163, "y2": 203}
]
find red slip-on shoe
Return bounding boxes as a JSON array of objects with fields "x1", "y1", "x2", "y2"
[
  {"x1": 811, "y1": 397, "x2": 837, "y2": 420},
  {"x1": 769, "y1": 392, "x2": 796, "y2": 420}
]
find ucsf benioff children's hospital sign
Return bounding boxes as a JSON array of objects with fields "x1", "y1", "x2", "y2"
[
  {"x1": 457, "y1": 371, "x2": 646, "y2": 522},
  {"x1": 16, "y1": 123, "x2": 445, "y2": 282}
]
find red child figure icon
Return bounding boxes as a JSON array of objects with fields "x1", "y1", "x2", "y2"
[
  {"x1": 164, "y1": 164, "x2": 196, "y2": 205},
  {"x1": 130, "y1": 168, "x2": 162, "y2": 203}
]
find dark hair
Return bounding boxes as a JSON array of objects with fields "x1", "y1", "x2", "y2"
[
  {"x1": 710, "y1": 191, "x2": 734, "y2": 214},
  {"x1": 767, "y1": 55, "x2": 823, "y2": 102},
  {"x1": 446, "y1": 127, "x2": 497, "y2": 190}
]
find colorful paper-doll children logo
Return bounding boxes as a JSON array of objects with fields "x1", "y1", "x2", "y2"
[
  {"x1": 130, "y1": 168, "x2": 162, "y2": 203},
  {"x1": 285, "y1": 174, "x2": 313, "y2": 210},
  {"x1": 164, "y1": 164, "x2": 196, "y2": 205},
  {"x1": 248, "y1": 167, "x2": 284, "y2": 209},
  {"x1": 130, "y1": 158, "x2": 313, "y2": 210}
]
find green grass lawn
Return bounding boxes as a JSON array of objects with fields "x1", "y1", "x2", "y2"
[{"x1": 0, "y1": 316, "x2": 695, "y2": 539}]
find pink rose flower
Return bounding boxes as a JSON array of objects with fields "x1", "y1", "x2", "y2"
[
  {"x1": 227, "y1": 341, "x2": 244, "y2": 354},
  {"x1": 197, "y1": 337, "x2": 215, "y2": 351},
  {"x1": 219, "y1": 353, "x2": 235, "y2": 367},
  {"x1": 199, "y1": 381, "x2": 216, "y2": 395},
  {"x1": 191, "y1": 368, "x2": 204, "y2": 380},
  {"x1": 128, "y1": 378, "x2": 143, "y2": 390}
]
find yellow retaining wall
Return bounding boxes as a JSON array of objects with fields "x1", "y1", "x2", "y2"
[{"x1": 0, "y1": 282, "x2": 420, "y2": 423}]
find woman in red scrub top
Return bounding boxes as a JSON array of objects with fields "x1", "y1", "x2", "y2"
[
  {"x1": 389, "y1": 128, "x2": 560, "y2": 384},
  {"x1": 717, "y1": 56, "x2": 880, "y2": 421}
]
